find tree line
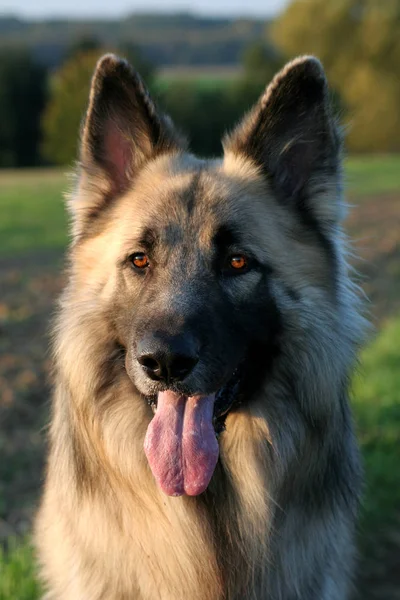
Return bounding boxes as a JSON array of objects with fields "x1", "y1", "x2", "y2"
[
  {"x1": 0, "y1": 40, "x2": 277, "y2": 167},
  {"x1": 1, "y1": 0, "x2": 400, "y2": 167},
  {"x1": 0, "y1": 14, "x2": 269, "y2": 69}
]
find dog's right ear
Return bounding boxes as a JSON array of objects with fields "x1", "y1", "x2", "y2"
[
  {"x1": 70, "y1": 54, "x2": 185, "y2": 238},
  {"x1": 223, "y1": 56, "x2": 341, "y2": 225}
]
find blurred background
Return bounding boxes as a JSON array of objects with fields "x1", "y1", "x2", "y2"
[{"x1": 0, "y1": 1, "x2": 399, "y2": 598}]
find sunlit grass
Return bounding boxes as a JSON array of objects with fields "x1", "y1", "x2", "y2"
[
  {"x1": 0, "y1": 169, "x2": 68, "y2": 255},
  {"x1": 346, "y1": 155, "x2": 400, "y2": 197},
  {"x1": 352, "y1": 316, "x2": 400, "y2": 531},
  {"x1": 0, "y1": 540, "x2": 40, "y2": 600},
  {"x1": 1, "y1": 156, "x2": 400, "y2": 255}
]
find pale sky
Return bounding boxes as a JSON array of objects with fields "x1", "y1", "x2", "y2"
[{"x1": 0, "y1": 0, "x2": 289, "y2": 19}]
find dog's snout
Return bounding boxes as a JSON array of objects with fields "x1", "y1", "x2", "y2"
[{"x1": 137, "y1": 334, "x2": 199, "y2": 384}]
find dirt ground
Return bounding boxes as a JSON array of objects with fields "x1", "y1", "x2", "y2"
[
  {"x1": 346, "y1": 194, "x2": 400, "y2": 324},
  {"x1": 0, "y1": 193, "x2": 399, "y2": 596}
]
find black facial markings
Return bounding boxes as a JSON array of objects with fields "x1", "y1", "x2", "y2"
[
  {"x1": 184, "y1": 171, "x2": 202, "y2": 216},
  {"x1": 138, "y1": 227, "x2": 157, "y2": 252},
  {"x1": 133, "y1": 172, "x2": 204, "y2": 260},
  {"x1": 214, "y1": 224, "x2": 241, "y2": 251},
  {"x1": 160, "y1": 223, "x2": 184, "y2": 247}
]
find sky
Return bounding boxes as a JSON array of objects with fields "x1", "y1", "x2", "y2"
[{"x1": 0, "y1": 0, "x2": 289, "y2": 19}]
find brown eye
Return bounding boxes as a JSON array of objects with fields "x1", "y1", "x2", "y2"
[
  {"x1": 230, "y1": 255, "x2": 248, "y2": 271},
  {"x1": 131, "y1": 253, "x2": 150, "y2": 270}
]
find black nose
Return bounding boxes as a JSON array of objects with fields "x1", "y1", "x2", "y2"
[{"x1": 137, "y1": 334, "x2": 199, "y2": 384}]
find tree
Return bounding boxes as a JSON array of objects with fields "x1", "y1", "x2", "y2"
[
  {"x1": 229, "y1": 41, "x2": 282, "y2": 118},
  {"x1": 0, "y1": 49, "x2": 46, "y2": 167},
  {"x1": 41, "y1": 47, "x2": 157, "y2": 165},
  {"x1": 41, "y1": 50, "x2": 100, "y2": 166},
  {"x1": 159, "y1": 83, "x2": 238, "y2": 157},
  {"x1": 272, "y1": 0, "x2": 400, "y2": 152},
  {"x1": 66, "y1": 36, "x2": 102, "y2": 60},
  {"x1": 118, "y1": 42, "x2": 156, "y2": 85},
  {"x1": 241, "y1": 41, "x2": 279, "y2": 85}
]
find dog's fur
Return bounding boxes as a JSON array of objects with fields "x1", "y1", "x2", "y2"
[{"x1": 35, "y1": 54, "x2": 365, "y2": 599}]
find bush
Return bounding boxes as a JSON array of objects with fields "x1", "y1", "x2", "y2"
[
  {"x1": 272, "y1": 0, "x2": 400, "y2": 152},
  {"x1": 0, "y1": 539, "x2": 40, "y2": 600},
  {"x1": 0, "y1": 49, "x2": 46, "y2": 167},
  {"x1": 41, "y1": 50, "x2": 102, "y2": 166},
  {"x1": 41, "y1": 46, "x2": 156, "y2": 166}
]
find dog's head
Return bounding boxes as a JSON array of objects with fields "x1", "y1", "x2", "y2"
[{"x1": 67, "y1": 54, "x2": 343, "y2": 496}]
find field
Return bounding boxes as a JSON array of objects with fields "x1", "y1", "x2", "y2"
[
  {"x1": 1, "y1": 157, "x2": 400, "y2": 599},
  {"x1": 157, "y1": 65, "x2": 242, "y2": 89}
]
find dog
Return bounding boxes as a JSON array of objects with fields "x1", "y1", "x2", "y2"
[{"x1": 35, "y1": 53, "x2": 365, "y2": 599}]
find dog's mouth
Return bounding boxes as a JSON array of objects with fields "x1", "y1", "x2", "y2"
[
  {"x1": 144, "y1": 369, "x2": 241, "y2": 497},
  {"x1": 146, "y1": 368, "x2": 241, "y2": 431}
]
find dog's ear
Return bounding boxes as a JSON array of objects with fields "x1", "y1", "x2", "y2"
[
  {"x1": 224, "y1": 56, "x2": 341, "y2": 220},
  {"x1": 71, "y1": 54, "x2": 185, "y2": 237}
]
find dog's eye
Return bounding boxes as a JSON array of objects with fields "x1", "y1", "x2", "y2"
[
  {"x1": 130, "y1": 253, "x2": 150, "y2": 271},
  {"x1": 229, "y1": 255, "x2": 248, "y2": 272}
]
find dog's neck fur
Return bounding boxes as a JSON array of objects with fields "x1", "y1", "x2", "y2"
[{"x1": 44, "y1": 271, "x2": 361, "y2": 599}]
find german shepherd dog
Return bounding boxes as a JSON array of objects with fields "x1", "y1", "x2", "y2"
[{"x1": 35, "y1": 54, "x2": 365, "y2": 599}]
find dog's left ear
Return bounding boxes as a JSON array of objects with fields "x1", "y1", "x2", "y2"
[
  {"x1": 224, "y1": 56, "x2": 341, "y2": 220},
  {"x1": 71, "y1": 54, "x2": 185, "y2": 238}
]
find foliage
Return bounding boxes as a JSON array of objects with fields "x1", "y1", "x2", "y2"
[
  {"x1": 0, "y1": 539, "x2": 40, "y2": 600},
  {"x1": 0, "y1": 49, "x2": 46, "y2": 167},
  {"x1": 5, "y1": 5, "x2": 400, "y2": 162},
  {"x1": 353, "y1": 316, "x2": 400, "y2": 531},
  {"x1": 117, "y1": 42, "x2": 156, "y2": 84},
  {"x1": 66, "y1": 35, "x2": 102, "y2": 60},
  {"x1": 228, "y1": 41, "x2": 283, "y2": 126},
  {"x1": 0, "y1": 14, "x2": 268, "y2": 69},
  {"x1": 157, "y1": 83, "x2": 239, "y2": 157},
  {"x1": 41, "y1": 38, "x2": 270, "y2": 164},
  {"x1": 41, "y1": 44, "x2": 156, "y2": 167},
  {"x1": 272, "y1": 0, "x2": 400, "y2": 152},
  {"x1": 241, "y1": 41, "x2": 280, "y2": 85},
  {"x1": 40, "y1": 50, "x2": 103, "y2": 166}
]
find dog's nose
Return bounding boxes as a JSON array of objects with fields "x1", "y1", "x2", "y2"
[{"x1": 137, "y1": 334, "x2": 199, "y2": 384}]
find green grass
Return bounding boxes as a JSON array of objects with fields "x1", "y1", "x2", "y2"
[
  {"x1": 0, "y1": 169, "x2": 68, "y2": 256},
  {"x1": 1, "y1": 315, "x2": 399, "y2": 598},
  {"x1": 156, "y1": 65, "x2": 241, "y2": 91},
  {"x1": 0, "y1": 540, "x2": 40, "y2": 600},
  {"x1": 353, "y1": 316, "x2": 400, "y2": 532},
  {"x1": 346, "y1": 154, "x2": 400, "y2": 196},
  {"x1": 1, "y1": 156, "x2": 400, "y2": 257}
]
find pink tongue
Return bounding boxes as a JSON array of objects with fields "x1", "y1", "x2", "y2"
[{"x1": 144, "y1": 391, "x2": 219, "y2": 496}]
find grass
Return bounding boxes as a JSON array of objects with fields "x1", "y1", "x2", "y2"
[
  {"x1": 1, "y1": 156, "x2": 400, "y2": 257},
  {"x1": 156, "y1": 65, "x2": 241, "y2": 91},
  {"x1": 345, "y1": 154, "x2": 400, "y2": 196},
  {"x1": 0, "y1": 169, "x2": 68, "y2": 256},
  {"x1": 0, "y1": 540, "x2": 40, "y2": 600},
  {"x1": 353, "y1": 316, "x2": 400, "y2": 532}
]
